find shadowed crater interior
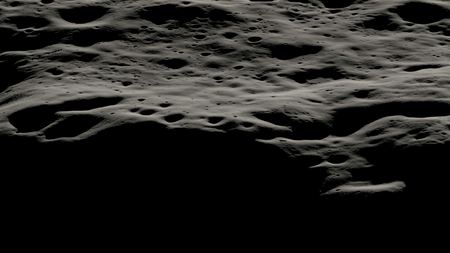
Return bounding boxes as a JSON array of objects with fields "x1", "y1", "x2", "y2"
[
  {"x1": 58, "y1": 6, "x2": 110, "y2": 24},
  {"x1": 269, "y1": 44, "x2": 323, "y2": 60},
  {"x1": 390, "y1": 1, "x2": 450, "y2": 24},
  {"x1": 319, "y1": 0, "x2": 358, "y2": 9}
]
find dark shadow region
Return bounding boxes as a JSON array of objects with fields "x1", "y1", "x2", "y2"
[
  {"x1": 8, "y1": 97, "x2": 123, "y2": 133},
  {"x1": 331, "y1": 100, "x2": 450, "y2": 136}
]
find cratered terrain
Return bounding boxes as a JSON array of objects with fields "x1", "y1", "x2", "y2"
[{"x1": 2, "y1": 0, "x2": 450, "y2": 230}]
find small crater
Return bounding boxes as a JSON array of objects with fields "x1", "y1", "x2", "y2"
[
  {"x1": 139, "y1": 4, "x2": 197, "y2": 25},
  {"x1": 122, "y1": 81, "x2": 133, "y2": 86},
  {"x1": 320, "y1": 0, "x2": 357, "y2": 9},
  {"x1": 201, "y1": 52, "x2": 211, "y2": 56},
  {"x1": 285, "y1": 66, "x2": 346, "y2": 84},
  {"x1": 366, "y1": 128, "x2": 383, "y2": 137},
  {"x1": 208, "y1": 116, "x2": 224, "y2": 124},
  {"x1": 208, "y1": 44, "x2": 235, "y2": 54},
  {"x1": 408, "y1": 128, "x2": 421, "y2": 135},
  {"x1": 353, "y1": 90, "x2": 371, "y2": 99},
  {"x1": 306, "y1": 99, "x2": 322, "y2": 104},
  {"x1": 404, "y1": 64, "x2": 443, "y2": 72},
  {"x1": 414, "y1": 132, "x2": 430, "y2": 140},
  {"x1": 46, "y1": 68, "x2": 64, "y2": 76},
  {"x1": 242, "y1": 122, "x2": 253, "y2": 128},
  {"x1": 204, "y1": 60, "x2": 225, "y2": 69},
  {"x1": 234, "y1": 65, "x2": 244, "y2": 70},
  {"x1": 359, "y1": 14, "x2": 399, "y2": 31},
  {"x1": 391, "y1": 1, "x2": 449, "y2": 24},
  {"x1": 270, "y1": 44, "x2": 322, "y2": 60},
  {"x1": 10, "y1": 1, "x2": 24, "y2": 7},
  {"x1": 164, "y1": 113, "x2": 185, "y2": 123},
  {"x1": 158, "y1": 58, "x2": 188, "y2": 69},
  {"x1": 429, "y1": 25, "x2": 444, "y2": 33},
  {"x1": 248, "y1": 36, "x2": 262, "y2": 43},
  {"x1": 140, "y1": 109, "x2": 157, "y2": 116},
  {"x1": 58, "y1": 6, "x2": 110, "y2": 24},
  {"x1": 159, "y1": 102, "x2": 172, "y2": 108},
  {"x1": 327, "y1": 154, "x2": 349, "y2": 164},
  {"x1": 223, "y1": 32, "x2": 238, "y2": 39},
  {"x1": 194, "y1": 34, "x2": 207, "y2": 40}
]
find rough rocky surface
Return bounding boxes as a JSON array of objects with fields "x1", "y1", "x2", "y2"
[{"x1": 2, "y1": 1, "x2": 450, "y2": 227}]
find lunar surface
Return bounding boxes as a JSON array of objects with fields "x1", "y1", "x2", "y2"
[{"x1": 2, "y1": 0, "x2": 450, "y2": 212}]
